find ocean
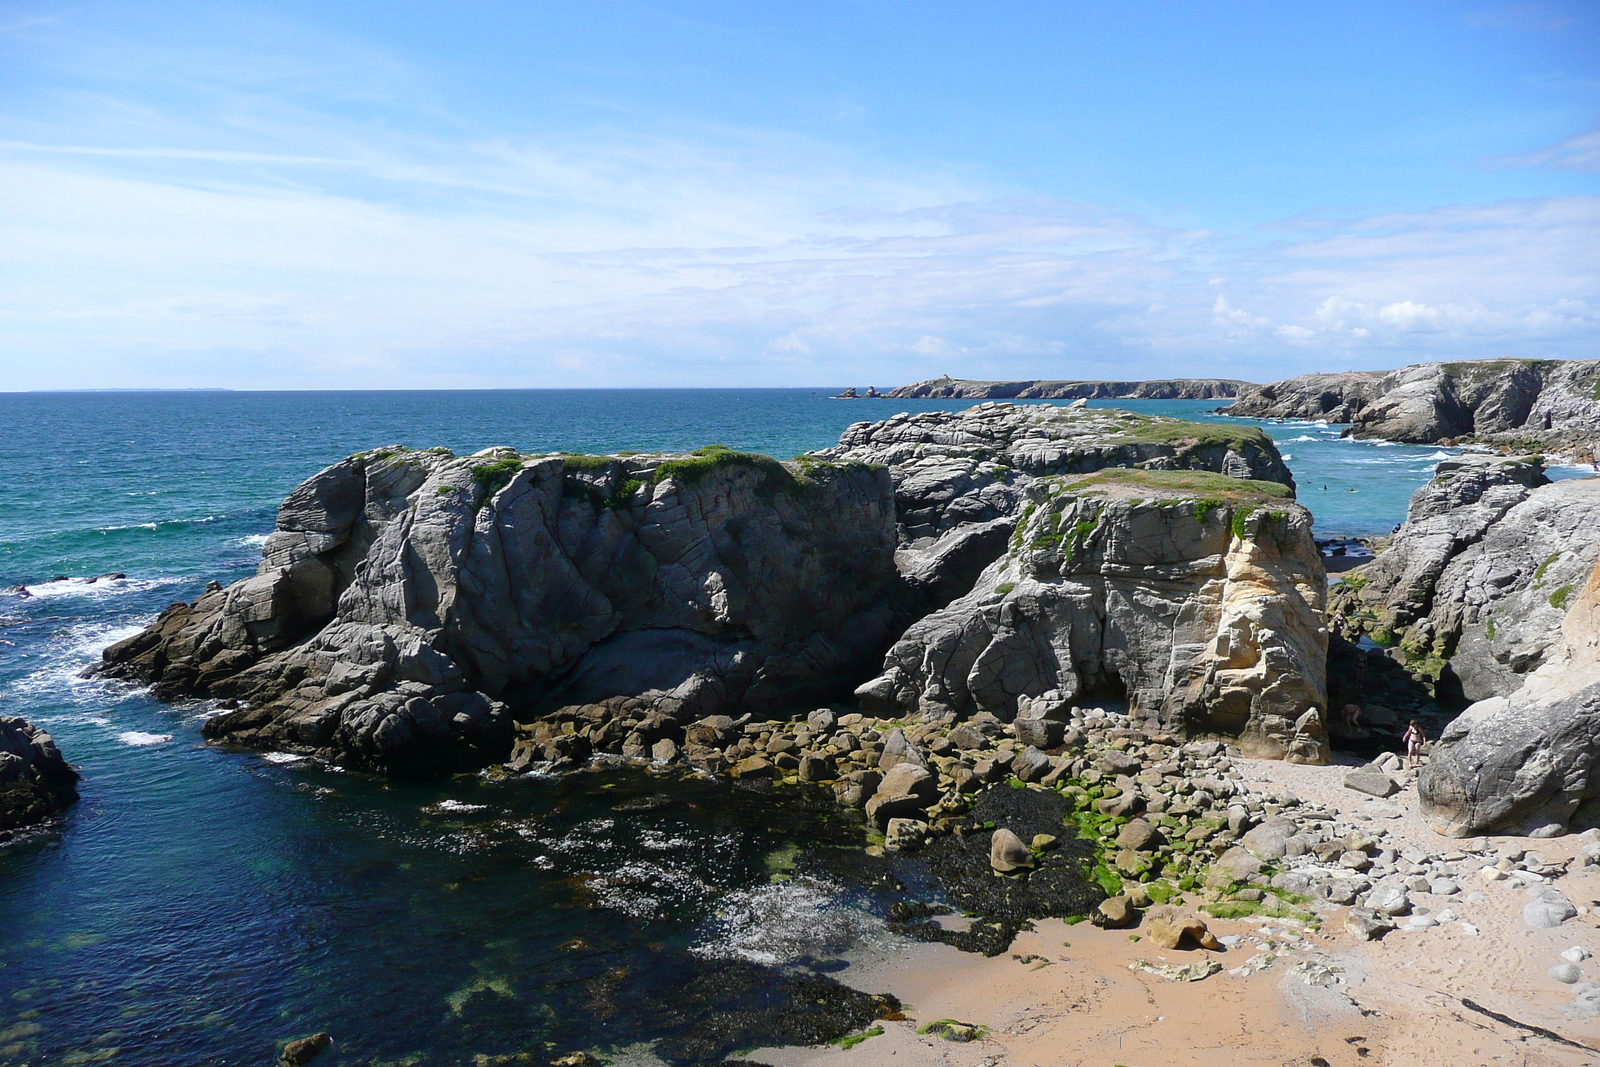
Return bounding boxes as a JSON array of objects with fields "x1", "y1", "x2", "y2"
[{"x1": 0, "y1": 388, "x2": 1581, "y2": 1064}]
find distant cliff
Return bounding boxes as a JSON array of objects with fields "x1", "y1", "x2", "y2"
[
  {"x1": 884, "y1": 377, "x2": 1252, "y2": 401},
  {"x1": 1223, "y1": 359, "x2": 1600, "y2": 449}
]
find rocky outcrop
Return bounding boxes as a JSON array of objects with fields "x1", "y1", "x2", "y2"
[
  {"x1": 1329, "y1": 457, "x2": 1600, "y2": 703},
  {"x1": 1224, "y1": 360, "x2": 1600, "y2": 449},
  {"x1": 101, "y1": 402, "x2": 1324, "y2": 774},
  {"x1": 99, "y1": 445, "x2": 900, "y2": 773},
  {"x1": 1420, "y1": 553, "x2": 1600, "y2": 836},
  {"x1": 0, "y1": 716, "x2": 78, "y2": 838},
  {"x1": 810, "y1": 402, "x2": 1293, "y2": 544},
  {"x1": 853, "y1": 469, "x2": 1330, "y2": 762},
  {"x1": 885, "y1": 377, "x2": 1251, "y2": 401}
]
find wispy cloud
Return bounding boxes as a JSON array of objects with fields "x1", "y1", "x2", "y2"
[{"x1": 1481, "y1": 126, "x2": 1600, "y2": 173}]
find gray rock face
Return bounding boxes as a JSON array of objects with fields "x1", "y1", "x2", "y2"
[
  {"x1": 0, "y1": 716, "x2": 78, "y2": 836},
  {"x1": 100, "y1": 446, "x2": 899, "y2": 772},
  {"x1": 1421, "y1": 555, "x2": 1600, "y2": 836},
  {"x1": 1330, "y1": 457, "x2": 1600, "y2": 702},
  {"x1": 810, "y1": 402, "x2": 1294, "y2": 543},
  {"x1": 884, "y1": 376, "x2": 1251, "y2": 401},
  {"x1": 853, "y1": 470, "x2": 1329, "y2": 761},
  {"x1": 1224, "y1": 359, "x2": 1600, "y2": 450}
]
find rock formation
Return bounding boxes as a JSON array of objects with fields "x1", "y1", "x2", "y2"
[
  {"x1": 1420, "y1": 552, "x2": 1600, "y2": 836},
  {"x1": 885, "y1": 376, "x2": 1251, "y2": 401},
  {"x1": 1223, "y1": 359, "x2": 1600, "y2": 450},
  {"x1": 853, "y1": 469, "x2": 1330, "y2": 762},
  {"x1": 1329, "y1": 456, "x2": 1600, "y2": 703},
  {"x1": 99, "y1": 445, "x2": 900, "y2": 773},
  {"x1": 101, "y1": 402, "x2": 1329, "y2": 773},
  {"x1": 0, "y1": 716, "x2": 78, "y2": 838}
]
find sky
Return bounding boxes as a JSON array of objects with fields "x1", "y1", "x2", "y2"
[{"x1": 1, "y1": 1, "x2": 1598, "y2": 390}]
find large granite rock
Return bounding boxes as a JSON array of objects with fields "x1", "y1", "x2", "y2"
[
  {"x1": 99, "y1": 445, "x2": 900, "y2": 772},
  {"x1": 1330, "y1": 457, "x2": 1600, "y2": 701},
  {"x1": 885, "y1": 377, "x2": 1251, "y2": 401},
  {"x1": 0, "y1": 716, "x2": 78, "y2": 837},
  {"x1": 853, "y1": 468, "x2": 1330, "y2": 762},
  {"x1": 1421, "y1": 554, "x2": 1600, "y2": 836},
  {"x1": 1224, "y1": 360, "x2": 1600, "y2": 450}
]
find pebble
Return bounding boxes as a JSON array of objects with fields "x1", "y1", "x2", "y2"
[
  {"x1": 1562, "y1": 947, "x2": 1593, "y2": 964},
  {"x1": 1550, "y1": 963, "x2": 1583, "y2": 984}
]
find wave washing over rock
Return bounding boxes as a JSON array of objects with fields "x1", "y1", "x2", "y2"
[
  {"x1": 1222, "y1": 358, "x2": 1600, "y2": 450},
  {"x1": 97, "y1": 402, "x2": 1329, "y2": 776}
]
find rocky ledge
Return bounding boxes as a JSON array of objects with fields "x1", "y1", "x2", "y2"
[
  {"x1": 1223, "y1": 359, "x2": 1600, "y2": 450},
  {"x1": 99, "y1": 402, "x2": 1328, "y2": 774},
  {"x1": 884, "y1": 376, "x2": 1251, "y2": 401},
  {"x1": 0, "y1": 716, "x2": 78, "y2": 839}
]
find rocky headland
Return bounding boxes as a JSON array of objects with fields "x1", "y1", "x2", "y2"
[
  {"x1": 96, "y1": 402, "x2": 1331, "y2": 789},
  {"x1": 884, "y1": 375, "x2": 1251, "y2": 400},
  {"x1": 1223, "y1": 359, "x2": 1600, "y2": 450},
  {"x1": 0, "y1": 716, "x2": 78, "y2": 840}
]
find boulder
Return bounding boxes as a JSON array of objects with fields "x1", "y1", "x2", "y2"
[
  {"x1": 1115, "y1": 818, "x2": 1163, "y2": 853},
  {"x1": 1094, "y1": 894, "x2": 1136, "y2": 928},
  {"x1": 1241, "y1": 816, "x2": 1298, "y2": 860},
  {"x1": 1366, "y1": 883, "x2": 1411, "y2": 917},
  {"x1": 1524, "y1": 887, "x2": 1577, "y2": 929},
  {"x1": 279, "y1": 1033, "x2": 332, "y2": 1067},
  {"x1": 1343, "y1": 768, "x2": 1399, "y2": 798},
  {"x1": 989, "y1": 828, "x2": 1035, "y2": 872},
  {"x1": 884, "y1": 818, "x2": 929, "y2": 852},
  {"x1": 1143, "y1": 905, "x2": 1221, "y2": 951},
  {"x1": 1421, "y1": 555, "x2": 1600, "y2": 836},
  {"x1": 0, "y1": 717, "x2": 79, "y2": 836},
  {"x1": 1344, "y1": 907, "x2": 1394, "y2": 941}
]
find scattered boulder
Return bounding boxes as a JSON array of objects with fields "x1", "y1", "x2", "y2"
[
  {"x1": 1524, "y1": 887, "x2": 1577, "y2": 929},
  {"x1": 1142, "y1": 905, "x2": 1221, "y2": 950},
  {"x1": 1344, "y1": 907, "x2": 1394, "y2": 941},
  {"x1": 1343, "y1": 767, "x2": 1399, "y2": 798},
  {"x1": 989, "y1": 828, "x2": 1035, "y2": 873},
  {"x1": 1093, "y1": 894, "x2": 1136, "y2": 928}
]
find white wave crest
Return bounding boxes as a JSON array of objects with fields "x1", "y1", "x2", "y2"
[
  {"x1": 118, "y1": 731, "x2": 170, "y2": 746},
  {"x1": 18, "y1": 575, "x2": 188, "y2": 602}
]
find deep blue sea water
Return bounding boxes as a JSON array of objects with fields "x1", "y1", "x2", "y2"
[{"x1": 2, "y1": 389, "x2": 1590, "y2": 1065}]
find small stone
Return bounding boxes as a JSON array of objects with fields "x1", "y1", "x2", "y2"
[
  {"x1": 1031, "y1": 833, "x2": 1058, "y2": 852},
  {"x1": 989, "y1": 828, "x2": 1035, "y2": 873},
  {"x1": 1551, "y1": 963, "x2": 1583, "y2": 984},
  {"x1": 1563, "y1": 947, "x2": 1593, "y2": 963},
  {"x1": 1340, "y1": 850, "x2": 1372, "y2": 871},
  {"x1": 797, "y1": 753, "x2": 835, "y2": 782},
  {"x1": 1430, "y1": 878, "x2": 1460, "y2": 896},
  {"x1": 1460, "y1": 923, "x2": 1480, "y2": 936},
  {"x1": 651, "y1": 738, "x2": 679, "y2": 763}
]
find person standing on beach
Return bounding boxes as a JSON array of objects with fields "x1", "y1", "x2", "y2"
[{"x1": 1403, "y1": 721, "x2": 1426, "y2": 769}]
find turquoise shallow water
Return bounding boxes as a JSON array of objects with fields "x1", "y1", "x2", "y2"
[{"x1": 0, "y1": 388, "x2": 1581, "y2": 1065}]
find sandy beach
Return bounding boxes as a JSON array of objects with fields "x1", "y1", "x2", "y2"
[{"x1": 742, "y1": 757, "x2": 1600, "y2": 1067}]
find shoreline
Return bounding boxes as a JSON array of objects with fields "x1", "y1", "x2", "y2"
[{"x1": 741, "y1": 756, "x2": 1600, "y2": 1067}]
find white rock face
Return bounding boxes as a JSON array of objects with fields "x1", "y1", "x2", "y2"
[{"x1": 853, "y1": 471, "x2": 1329, "y2": 762}]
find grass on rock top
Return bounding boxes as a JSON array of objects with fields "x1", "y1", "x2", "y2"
[{"x1": 1060, "y1": 468, "x2": 1293, "y2": 504}]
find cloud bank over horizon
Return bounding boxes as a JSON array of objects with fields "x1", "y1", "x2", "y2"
[{"x1": 2, "y1": 1, "x2": 1597, "y2": 390}]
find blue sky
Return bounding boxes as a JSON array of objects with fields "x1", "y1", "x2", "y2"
[{"x1": 2, "y1": 1, "x2": 1597, "y2": 389}]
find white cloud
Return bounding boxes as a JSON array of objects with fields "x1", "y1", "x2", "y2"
[{"x1": 1482, "y1": 126, "x2": 1600, "y2": 173}]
